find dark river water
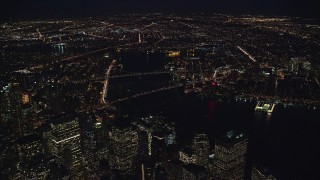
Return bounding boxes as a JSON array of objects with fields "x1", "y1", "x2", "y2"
[
  {"x1": 111, "y1": 51, "x2": 320, "y2": 179},
  {"x1": 121, "y1": 95, "x2": 320, "y2": 179}
]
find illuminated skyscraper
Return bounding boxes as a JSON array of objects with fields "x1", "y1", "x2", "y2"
[
  {"x1": 80, "y1": 115, "x2": 98, "y2": 179},
  {"x1": 134, "y1": 116, "x2": 175, "y2": 158},
  {"x1": 109, "y1": 121, "x2": 139, "y2": 177},
  {"x1": 213, "y1": 130, "x2": 248, "y2": 180},
  {"x1": 192, "y1": 133, "x2": 210, "y2": 166},
  {"x1": 16, "y1": 133, "x2": 43, "y2": 161},
  {"x1": 47, "y1": 116, "x2": 83, "y2": 174},
  {"x1": 179, "y1": 147, "x2": 197, "y2": 164}
]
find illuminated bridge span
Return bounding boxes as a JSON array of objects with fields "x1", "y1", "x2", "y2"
[
  {"x1": 109, "y1": 84, "x2": 183, "y2": 104},
  {"x1": 54, "y1": 71, "x2": 172, "y2": 84},
  {"x1": 109, "y1": 71, "x2": 172, "y2": 79}
]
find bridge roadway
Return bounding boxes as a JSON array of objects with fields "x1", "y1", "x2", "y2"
[
  {"x1": 55, "y1": 71, "x2": 172, "y2": 84},
  {"x1": 109, "y1": 83, "x2": 183, "y2": 104},
  {"x1": 107, "y1": 78, "x2": 210, "y2": 104},
  {"x1": 109, "y1": 71, "x2": 171, "y2": 79}
]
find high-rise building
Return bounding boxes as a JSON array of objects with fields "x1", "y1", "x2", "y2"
[
  {"x1": 138, "y1": 130, "x2": 149, "y2": 161},
  {"x1": 14, "y1": 70, "x2": 33, "y2": 91},
  {"x1": 96, "y1": 145, "x2": 110, "y2": 162},
  {"x1": 167, "y1": 159, "x2": 183, "y2": 180},
  {"x1": 17, "y1": 154, "x2": 57, "y2": 180},
  {"x1": 152, "y1": 131, "x2": 167, "y2": 163},
  {"x1": 154, "y1": 165, "x2": 168, "y2": 180},
  {"x1": 139, "y1": 161, "x2": 168, "y2": 180},
  {"x1": 289, "y1": 57, "x2": 311, "y2": 75},
  {"x1": 93, "y1": 115, "x2": 106, "y2": 147},
  {"x1": 0, "y1": 83, "x2": 28, "y2": 136},
  {"x1": 179, "y1": 147, "x2": 197, "y2": 165},
  {"x1": 192, "y1": 133, "x2": 210, "y2": 166},
  {"x1": 109, "y1": 121, "x2": 139, "y2": 177},
  {"x1": 139, "y1": 160, "x2": 155, "y2": 180},
  {"x1": 0, "y1": 82, "x2": 35, "y2": 136},
  {"x1": 80, "y1": 115, "x2": 98, "y2": 179},
  {"x1": 165, "y1": 132, "x2": 176, "y2": 146},
  {"x1": 0, "y1": 136, "x2": 17, "y2": 173},
  {"x1": 213, "y1": 130, "x2": 248, "y2": 180},
  {"x1": 181, "y1": 164, "x2": 208, "y2": 180},
  {"x1": 133, "y1": 115, "x2": 175, "y2": 160},
  {"x1": 0, "y1": 84, "x2": 13, "y2": 126},
  {"x1": 16, "y1": 133, "x2": 43, "y2": 161},
  {"x1": 47, "y1": 115, "x2": 83, "y2": 174}
]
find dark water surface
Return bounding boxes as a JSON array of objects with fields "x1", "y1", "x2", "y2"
[
  {"x1": 113, "y1": 51, "x2": 320, "y2": 179},
  {"x1": 125, "y1": 95, "x2": 320, "y2": 179}
]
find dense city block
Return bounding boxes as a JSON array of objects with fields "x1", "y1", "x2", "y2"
[{"x1": 1, "y1": 14, "x2": 320, "y2": 179}]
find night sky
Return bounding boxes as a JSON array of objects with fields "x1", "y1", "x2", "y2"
[{"x1": 0, "y1": 0, "x2": 319, "y2": 19}]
